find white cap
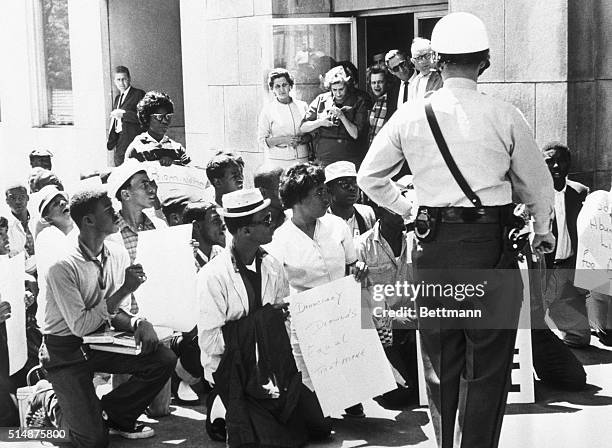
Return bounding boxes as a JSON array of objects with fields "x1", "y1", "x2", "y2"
[
  {"x1": 325, "y1": 161, "x2": 357, "y2": 184},
  {"x1": 107, "y1": 160, "x2": 150, "y2": 201},
  {"x1": 431, "y1": 12, "x2": 489, "y2": 54},
  {"x1": 37, "y1": 185, "x2": 68, "y2": 215},
  {"x1": 219, "y1": 188, "x2": 271, "y2": 218}
]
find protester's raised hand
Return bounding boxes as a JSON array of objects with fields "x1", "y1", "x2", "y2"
[
  {"x1": 272, "y1": 302, "x2": 290, "y2": 320},
  {"x1": 159, "y1": 156, "x2": 174, "y2": 167},
  {"x1": 350, "y1": 261, "x2": 369, "y2": 285},
  {"x1": 24, "y1": 291, "x2": 36, "y2": 309},
  {"x1": 124, "y1": 264, "x2": 147, "y2": 293},
  {"x1": 0, "y1": 301, "x2": 11, "y2": 324},
  {"x1": 134, "y1": 319, "x2": 158, "y2": 354}
]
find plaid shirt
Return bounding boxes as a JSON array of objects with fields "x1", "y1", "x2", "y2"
[
  {"x1": 114, "y1": 212, "x2": 158, "y2": 313},
  {"x1": 368, "y1": 94, "x2": 388, "y2": 146}
]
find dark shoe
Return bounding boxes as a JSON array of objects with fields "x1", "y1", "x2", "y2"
[
  {"x1": 107, "y1": 421, "x2": 155, "y2": 439},
  {"x1": 594, "y1": 330, "x2": 612, "y2": 347},
  {"x1": 206, "y1": 418, "x2": 226, "y2": 442},
  {"x1": 343, "y1": 403, "x2": 365, "y2": 418}
]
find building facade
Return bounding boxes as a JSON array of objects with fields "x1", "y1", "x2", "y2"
[{"x1": 0, "y1": 0, "x2": 609, "y2": 191}]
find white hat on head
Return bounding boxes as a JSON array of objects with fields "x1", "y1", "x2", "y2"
[
  {"x1": 431, "y1": 12, "x2": 489, "y2": 54},
  {"x1": 37, "y1": 185, "x2": 68, "y2": 215},
  {"x1": 218, "y1": 188, "x2": 271, "y2": 218},
  {"x1": 324, "y1": 161, "x2": 357, "y2": 184},
  {"x1": 107, "y1": 160, "x2": 150, "y2": 201}
]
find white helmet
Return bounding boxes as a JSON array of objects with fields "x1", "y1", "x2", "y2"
[{"x1": 431, "y1": 12, "x2": 489, "y2": 54}]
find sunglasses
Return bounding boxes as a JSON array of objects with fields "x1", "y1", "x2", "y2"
[
  {"x1": 251, "y1": 212, "x2": 273, "y2": 227},
  {"x1": 389, "y1": 60, "x2": 408, "y2": 73},
  {"x1": 336, "y1": 179, "x2": 357, "y2": 190},
  {"x1": 151, "y1": 113, "x2": 174, "y2": 122}
]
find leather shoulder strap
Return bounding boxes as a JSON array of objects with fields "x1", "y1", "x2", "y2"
[{"x1": 424, "y1": 99, "x2": 482, "y2": 208}]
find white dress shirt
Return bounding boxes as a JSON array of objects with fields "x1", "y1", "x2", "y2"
[
  {"x1": 358, "y1": 77, "x2": 554, "y2": 235},
  {"x1": 407, "y1": 71, "x2": 432, "y2": 103},
  {"x1": 553, "y1": 184, "x2": 573, "y2": 260}
]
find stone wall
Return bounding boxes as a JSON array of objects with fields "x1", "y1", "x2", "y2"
[
  {"x1": 187, "y1": 0, "x2": 275, "y2": 184},
  {"x1": 568, "y1": 0, "x2": 612, "y2": 190}
]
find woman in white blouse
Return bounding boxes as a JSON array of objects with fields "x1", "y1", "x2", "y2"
[
  {"x1": 258, "y1": 69, "x2": 310, "y2": 170},
  {"x1": 265, "y1": 163, "x2": 368, "y2": 417}
]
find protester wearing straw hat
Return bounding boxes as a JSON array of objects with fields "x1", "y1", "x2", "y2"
[{"x1": 198, "y1": 188, "x2": 328, "y2": 444}]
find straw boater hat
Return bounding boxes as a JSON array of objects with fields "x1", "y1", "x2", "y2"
[
  {"x1": 218, "y1": 188, "x2": 271, "y2": 218},
  {"x1": 37, "y1": 185, "x2": 68, "y2": 215},
  {"x1": 324, "y1": 161, "x2": 357, "y2": 184}
]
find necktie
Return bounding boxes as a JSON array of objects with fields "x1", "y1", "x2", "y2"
[
  {"x1": 118, "y1": 92, "x2": 125, "y2": 107},
  {"x1": 402, "y1": 81, "x2": 408, "y2": 104}
]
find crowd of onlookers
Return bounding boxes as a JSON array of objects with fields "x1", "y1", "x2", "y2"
[{"x1": 0, "y1": 35, "x2": 611, "y2": 448}]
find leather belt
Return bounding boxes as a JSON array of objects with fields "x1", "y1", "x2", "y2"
[{"x1": 424, "y1": 205, "x2": 511, "y2": 224}]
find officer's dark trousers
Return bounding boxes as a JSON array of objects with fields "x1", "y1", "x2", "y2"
[{"x1": 412, "y1": 222, "x2": 522, "y2": 448}]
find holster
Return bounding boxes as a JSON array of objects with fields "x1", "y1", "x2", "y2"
[
  {"x1": 414, "y1": 207, "x2": 440, "y2": 243},
  {"x1": 497, "y1": 208, "x2": 528, "y2": 268}
]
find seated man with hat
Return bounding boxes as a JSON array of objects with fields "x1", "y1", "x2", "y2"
[{"x1": 198, "y1": 188, "x2": 329, "y2": 445}]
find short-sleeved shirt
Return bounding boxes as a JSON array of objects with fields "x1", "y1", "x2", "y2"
[{"x1": 265, "y1": 213, "x2": 357, "y2": 294}]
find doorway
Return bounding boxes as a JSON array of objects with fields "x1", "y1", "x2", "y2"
[{"x1": 356, "y1": 10, "x2": 444, "y2": 88}]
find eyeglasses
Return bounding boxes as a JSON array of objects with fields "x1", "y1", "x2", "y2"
[
  {"x1": 389, "y1": 60, "x2": 408, "y2": 73},
  {"x1": 336, "y1": 179, "x2": 357, "y2": 191},
  {"x1": 251, "y1": 212, "x2": 273, "y2": 227},
  {"x1": 151, "y1": 113, "x2": 174, "y2": 122},
  {"x1": 413, "y1": 53, "x2": 433, "y2": 62}
]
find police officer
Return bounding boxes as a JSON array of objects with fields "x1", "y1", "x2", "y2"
[{"x1": 358, "y1": 12, "x2": 555, "y2": 448}]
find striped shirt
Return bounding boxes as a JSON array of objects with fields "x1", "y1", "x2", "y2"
[
  {"x1": 107, "y1": 211, "x2": 166, "y2": 313},
  {"x1": 125, "y1": 132, "x2": 191, "y2": 165},
  {"x1": 368, "y1": 94, "x2": 388, "y2": 146}
]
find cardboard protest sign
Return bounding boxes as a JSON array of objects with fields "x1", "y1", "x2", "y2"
[
  {"x1": 575, "y1": 190, "x2": 612, "y2": 294},
  {"x1": 288, "y1": 276, "x2": 396, "y2": 416},
  {"x1": 145, "y1": 162, "x2": 208, "y2": 203},
  {"x1": 0, "y1": 253, "x2": 27, "y2": 375},
  {"x1": 134, "y1": 224, "x2": 198, "y2": 331}
]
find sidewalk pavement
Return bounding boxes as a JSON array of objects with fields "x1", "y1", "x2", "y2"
[{"x1": 2, "y1": 336, "x2": 611, "y2": 448}]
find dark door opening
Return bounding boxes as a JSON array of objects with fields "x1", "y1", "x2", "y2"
[{"x1": 356, "y1": 12, "x2": 442, "y2": 88}]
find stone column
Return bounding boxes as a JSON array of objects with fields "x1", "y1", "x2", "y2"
[{"x1": 450, "y1": 0, "x2": 570, "y2": 171}]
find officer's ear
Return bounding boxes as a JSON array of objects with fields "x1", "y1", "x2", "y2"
[{"x1": 478, "y1": 54, "x2": 491, "y2": 76}]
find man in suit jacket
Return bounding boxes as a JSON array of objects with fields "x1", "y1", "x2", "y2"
[
  {"x1": 542, "y1": 142, "x2": 591, "y2": 347},
  {"x1": 384, "y1": 49, "x2": 414, "y2": 107},
  {"x1": 106, "y1": 66, "x2": 146, "y2": 167}
]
